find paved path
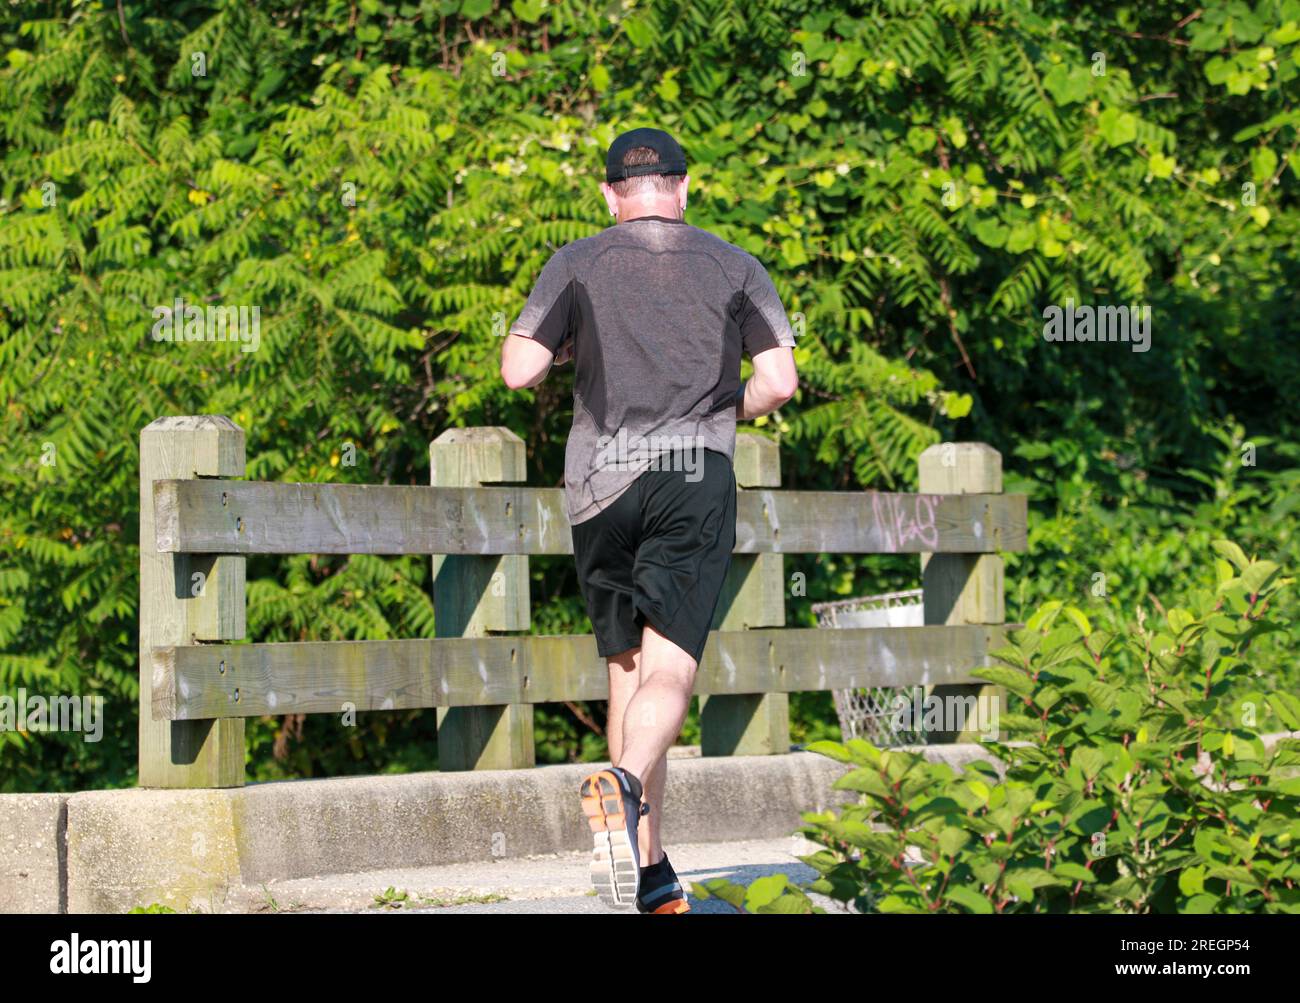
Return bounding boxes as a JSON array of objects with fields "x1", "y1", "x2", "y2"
[{"x1": 227, "y1": 836, "x2": 840, "y2": 914}]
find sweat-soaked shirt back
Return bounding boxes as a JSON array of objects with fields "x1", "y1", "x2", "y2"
[{"x1": 508, "y1": 215, "x2": 797, "y2": 525}]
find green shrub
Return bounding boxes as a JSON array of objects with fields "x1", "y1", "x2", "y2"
[
  {"x1": 3, "y1": 1, "x2": 1299, "y2": 790},
  {"x1": 696, "y1": 541, "x2": 1300, "y2": 913}
]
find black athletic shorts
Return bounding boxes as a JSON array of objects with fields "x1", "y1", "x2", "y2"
[{"x1": 571, "y1": 447, "x2": 736, "y2": 664}]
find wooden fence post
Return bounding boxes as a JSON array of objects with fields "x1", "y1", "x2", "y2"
[
  {"x1": 138, "y1": 416, "x2": 246, "y2": 787},
  {"x1": 919, "y1": 442, "x2": 1006, "y2": 744},
  {"x1": 431, "y1": 427, "x2": 534, "y2": 770},
  {"x1": 700, "y1": 434, "x2": 791, "y2": 756}
]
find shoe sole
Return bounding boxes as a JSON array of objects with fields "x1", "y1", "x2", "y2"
[{"x1": 580, "y1": 769, "x2": 639, "y2": 911}]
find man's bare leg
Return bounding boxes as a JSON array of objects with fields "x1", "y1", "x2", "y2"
[
  {"x1": 636, "y1": 747, "x2": 667, "y2": 866},
  {"x1": 606, "y1": 645, "x2": 666, "y2": 866},
  {"x1": 616, "y1": 623, "x2": 697, "y2": 806},
  {"x1": 605, "y1": 646, "x2": 639, "y2": 765}
]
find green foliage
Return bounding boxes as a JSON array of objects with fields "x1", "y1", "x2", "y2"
[
  {"x1": 699, "y1": 542, "x2": 1300, "y2": 913},
  {"x1": 0, "y1": 1, "x2": 1296, "y2": 789},
  {"x1": 370, "y1": 886, "x2": 411, "y2": 909}
]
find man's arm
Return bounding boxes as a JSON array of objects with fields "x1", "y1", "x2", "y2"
[
  {"x1": 500, "y1": 250, "x2": 575, "y2": 389},
  {"x1": 735, "y1": 258, "x2": 799, "y2": 419},
  {"x1": 736, "y1": 345, "x2": 798, "y2": 420},
  {"x1": 501, "y1": 333, "x2": 567, "y2": 389}
]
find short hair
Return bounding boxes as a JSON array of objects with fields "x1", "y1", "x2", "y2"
[{"x1": 609, "y1": 146, "x2": 684, "y2": 198}]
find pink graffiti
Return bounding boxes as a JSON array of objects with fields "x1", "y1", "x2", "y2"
[{"x1": 871, "y1": 493, "x2": 940, "y2": 551}]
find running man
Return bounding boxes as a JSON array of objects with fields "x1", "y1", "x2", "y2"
[{"x1": 500, "y1": 127, "x2": 798, "y2": 913}]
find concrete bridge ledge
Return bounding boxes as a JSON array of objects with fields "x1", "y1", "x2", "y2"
[{"x1": 4, "y1": 742, "x2": 1015, "y2": 914}]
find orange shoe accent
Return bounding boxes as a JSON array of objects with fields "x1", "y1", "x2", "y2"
[
  {"x1": 651, "y1": 898, "x2": 690, "y2": 915},
  {"x1": 580, "y1": 769, "x2": 626, "y2": 834},
  {"x1": 580, "y1": 769, "x2": 640, "y2": 910}
]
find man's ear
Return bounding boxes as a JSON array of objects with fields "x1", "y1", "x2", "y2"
[
  {"x1": 678, "y1": 174, "x2": 689, "y2": 213},
  {"x1": 600, "y1": 182, "x2": 618, "y2": 218}
]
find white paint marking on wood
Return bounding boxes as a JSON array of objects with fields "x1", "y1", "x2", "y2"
[
  {"x1": 473, "y1": 503, "x2": 492, "y2": 554},
  {"x1": 879, "y1": 643, "x2": 897, "y2": 683},
  {"x1": 536, "y1": 496, "x2": 551, "y2": 550},
  {"x1": 320, "y1": 483, "x2": 348, "y2": 547}
]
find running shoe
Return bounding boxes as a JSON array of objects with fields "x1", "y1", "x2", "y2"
[
  {"x1": 636, "y1": 853, "x2": 690, "y2": 914},
  {"x1": 579, "y1": 765, "x2": 647, "y2": 910}
]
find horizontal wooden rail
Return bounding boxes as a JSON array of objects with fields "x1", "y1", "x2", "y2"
[
  {"x1": 154, "y1": 480, "x2": 1026, "y2": 556},
  {"x1": 151, "y1": 625, "x2": 1008, "y2": 721}
]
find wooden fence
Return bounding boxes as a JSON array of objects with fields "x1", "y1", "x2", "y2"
[{"x1": 138, "y1": 416, "x2": 1027, "y2": 788}]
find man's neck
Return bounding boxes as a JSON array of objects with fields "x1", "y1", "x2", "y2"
[{"x1": 618, "y1": 204, "x2": 683, "y2": 223}]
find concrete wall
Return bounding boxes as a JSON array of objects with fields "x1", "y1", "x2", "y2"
[
  {"x1": 0, "y1": 794, "x2": 68, "y2": 912},
  {"x1": 0, "y1": 744, "x2": 997, "y2": 914}
]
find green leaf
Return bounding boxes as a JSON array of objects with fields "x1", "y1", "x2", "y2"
[
  {"x1": 1266, "y1": 693, "x2": 1300, "y2": 730},
  {"x1": 623, "y1": 16, "x2": 653, "y2": 48},
  {"x1": 1054, "y1": 862, "x2": 1096, "y2": 883},
  {"x1": 1166, "y1": 607, "x2": 1195, "y2": 635},
  {"x1": 781, "y1": 239, "x2": 809, "y2": 268},
  {"x1": 1097, "y1": 108, "x2": 1137, "y2": 147},
  {"x1": 1251, "y1": 146, "x2": 1279, "y2": 182},
  {"x1": 1194, "y1": 828, "x2": 1227, "y2": 862},
  {"x1": 877, "y1": 895, "x2": 926, "y2": 914},
  {"x1": 744, "y1": 874, "x2": 789, "y2": 910},
  {"x1": 656, "y1": 74, "x2": 680, "y2": 102},
  {"x1": 511, "y1": 0, "x2": 545, "y2": 23},
  {"x1": 1211, "y1": 540, "x2": 1250, "y2": 572},
  {"x1": 942, "y1": 391, "x2": 974, "y2": 418},
  {"x1": 806, "y1": 740, "x2": 854, "y2": 764},
  {"x1": 941, "y1": 115, "x2": 967, "y2": 148},
  {"x1": 1063, "y1": 605, "x2": 1092, "y2": 637},
  {"x1": 1072, "y1": 747, "x2": 1107, "y2": 780},
  {"x1": 1044, "y1": 64, "x2": 1090, "y2": 104},
  {"x1": 1085, "y1": 680, "x2": 1119, "y2": 712},
  {"x1": 1026, "y1": 601, "x2": 1064, "y2": 632},
  {"x1": 694, "y1": 878, "x2": 745, "y2": 910},
  {"x1": 1148, "y1": 152, "x2": 1176, "y2": 179},
  {"x1": 1241, "y1": 560, "x2": 1279, "y2": 595},
  {"x1": 945, "y1": 884, "x2": 994, "y2": 914},
  {"x1": 971, "y1": 665, "x2": 1035, "y2": 696},
  {"x1": 834, "y1": 767, "x2": 894, "y2": 798},
  {"x1": 758, "y1": 892, "x2": 814, "y2": 914},
  {"x1": 1006, "y1": 224, "x2": 1037, "y2": 253},
  {"x1": 938, "y1": 827, "x2": 969, "y2": 856}
]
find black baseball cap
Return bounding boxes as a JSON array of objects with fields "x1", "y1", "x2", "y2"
[{"x1": 605, "y1": 127, "x2": 687, "y2": 183}]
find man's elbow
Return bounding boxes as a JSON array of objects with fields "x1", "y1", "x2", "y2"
[
  {"x1": 773, "y1": 371, "x2": 798, "y2": 403},
  {"x1": 500, "y1": 361, "x2": 530, "y2": 390}
]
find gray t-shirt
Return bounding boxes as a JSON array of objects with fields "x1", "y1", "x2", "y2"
[{"x1": 508, "y1": 215, "x2": 796, "y2": 524}]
